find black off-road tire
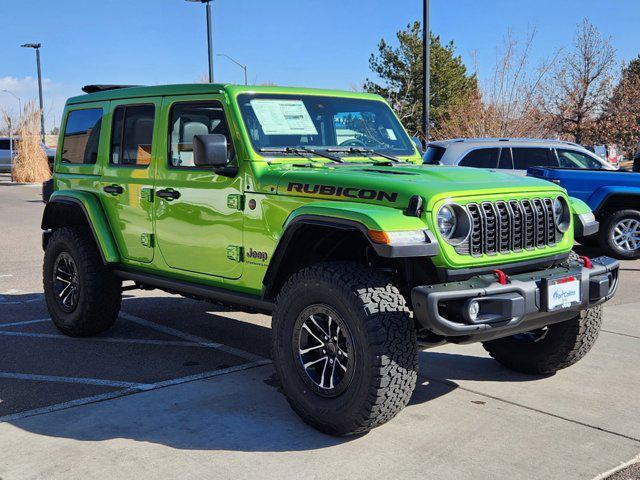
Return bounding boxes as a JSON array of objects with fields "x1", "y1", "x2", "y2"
[
  {"x1": 482, "y1": 305, "x2": 603, "y2": 375},
  {"x1": 43, "y1": 226, "x2": 122, "y2": 337},
  {"x1": 598, "y1": 209, "x2": 640, "y2": 260},
  {"x1": 272, "y1": 262, "x2": 418, "y2": 436}
]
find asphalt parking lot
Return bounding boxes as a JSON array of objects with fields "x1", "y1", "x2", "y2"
[{"x1": 0, "y1": 172, "x2": 639, "y2": 480}]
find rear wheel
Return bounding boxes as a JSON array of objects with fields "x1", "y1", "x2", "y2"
[
  {"x1": 272, "y1": 262, "x2": 417, "y2": 436},
  {"x1": 482, "y1": 305, "x2": 602, "y2": 375},
  {"x1": 43, "y1": 226, "x2": 122, "y2": 337},
  {"x1": 599, "y1": 209, "x2": 640, "y2": 260}
]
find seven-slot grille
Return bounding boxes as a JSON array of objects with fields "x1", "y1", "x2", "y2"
[{"x1": 460, "y1": 198, "x2": 560, "y2": 256}]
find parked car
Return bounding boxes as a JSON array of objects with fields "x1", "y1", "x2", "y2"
[
  {"x1": 41, "y1": 83, "x2": 617, "y2": 436},
  {"x1": 0, "y1": 136, "x2": 55, "y2": 173},
  {"x1": 528, "y1": 165, "x2": 640, "y2": 259},
  {"x1": 424, "y1": 138, "x2": 616, "y2": 173}
]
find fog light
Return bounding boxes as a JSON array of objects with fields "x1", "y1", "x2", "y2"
[{"x1": 468, "y1": 300, "x2": 480, "y2": 321}]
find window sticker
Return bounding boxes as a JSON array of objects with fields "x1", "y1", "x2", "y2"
[
  {"x1": 250, "y1": 99, "x2": 318, "y2": 135},
  {"x1": 386, "y1": 128, "x2": 398, "y2": 141}
]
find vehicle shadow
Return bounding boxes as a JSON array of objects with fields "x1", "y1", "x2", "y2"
[{"x1": 2, "y1": 292, "x2": 547, "y2": 452}]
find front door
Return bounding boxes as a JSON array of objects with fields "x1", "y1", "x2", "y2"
[
  {"x1": 153, "y1": 96, "x2": 244, "y2": 279},
  {"x1": 100, "y1": 99, "x2": 160, "y2": 263}
]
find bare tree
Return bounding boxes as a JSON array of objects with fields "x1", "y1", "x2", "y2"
[
  {"x1": 435, "y1": 29, "x2": 558, "y2": 139},
  {"x1": 541, "y1": 19, "x2": 616, "y2": 144}
]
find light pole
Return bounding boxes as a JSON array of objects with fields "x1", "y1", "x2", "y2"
[
  {"x1": 21, "y1": 42, "x2": 45, "y2": 142},
  {"x1": 186, "y1": 0, "x2": 215, "y2": 83},
  {"x1": 422, "y1": 0, "x2": 430, "y2": 147},
  {"x1": 217, "y1": 54, "x2": 248, "y2": 85},
  {"x1": 1, "y1": 89, "x2": 22, "y2": 119}
]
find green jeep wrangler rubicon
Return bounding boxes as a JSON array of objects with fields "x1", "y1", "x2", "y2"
[{"x1": 42, "y1": 83, "x2": 619, "y2": 435}]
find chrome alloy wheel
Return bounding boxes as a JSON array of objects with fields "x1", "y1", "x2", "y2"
[
  {"x1": 612, "y1": 218, "x2": 640, "y2": 251},
  {"x1": 293, "y1": 305, "x2": 355, "y2": 397},
  {"x1": 53, "y1": 252, "x2": 80, "y2": 312}
]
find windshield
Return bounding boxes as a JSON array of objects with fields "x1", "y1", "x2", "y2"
[{"x1": 237, "y1": 94, "x2": 416, "y2": 157}]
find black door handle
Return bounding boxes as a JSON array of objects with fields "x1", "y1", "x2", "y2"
[
  {"x1": 156, "y1": 189, "x2": 181, "y2": 201},
  {"x1": 103, "y1": 184, "x2": 124, "y2": 195}
]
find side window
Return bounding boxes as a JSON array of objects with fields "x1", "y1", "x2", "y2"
[
  {"x1": 459, "y1": 148, "x2": 499, "y2": 168},
  {"x1": 110, "y1": 105, "x2": 155, "y2": 167},
  {"x1": 0, "y1": 139, "x2": 11, "y2": 150},
  {"x1": 556, "y1": 149, "x2": 602, "y2": 169},
  {"x1": 168, "y1": 101, "x2": 233, "y2": 168},
  {"x1": 512, "y1": 148, "x2": 554, "y2": 170},
  {"x1": 61, "y1": 108, "x2": 103, "y2": 164},
  {"x1": 498, "y1": 148, "x2": 513, "y2": 169}
]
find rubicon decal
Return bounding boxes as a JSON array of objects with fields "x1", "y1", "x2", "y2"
[{"x1": 287, "y1": 182, "x2": 398, "y2": 202}]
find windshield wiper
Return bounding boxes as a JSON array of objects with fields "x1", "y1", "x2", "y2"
[
  {"x1": 259, "y1": 147, "x2": 345, "y2": 163},
  {"x1": 327, "y1": 147, "x2": 402, "y2": 163}
]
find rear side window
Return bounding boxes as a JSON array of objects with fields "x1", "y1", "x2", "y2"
[
  {"x1": 0, "y1": 139, "x2": 10, "y2": 150},
  {"x1": 556, "y1": 149, "x2": 602, "y2": 169},
  {"x1": 459, "y1": 148, "x2": 499, "y2": 168},
  {"x1": 168, "y1": 101, "x2": 233, "y2": 168},
  {"x1": 423, "y1": 145, "x2": 446, "y2": 164},
  {"x1": 512, "y1": 148, "x2": 556, "y2": 170},
  {"x1": 61, "y1": 108, "x2": 103, "y2": 164},
  {"x1": 110, "y1": 105, "x2": 155, "y2": 167}
]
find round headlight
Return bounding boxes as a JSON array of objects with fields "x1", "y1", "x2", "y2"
[
  {"x1": 437, "y1": 205, "x2": 457, "y2": 239},
  {"x1": 553, "y1": 196, "x2": 570, "y2": 233},
  {"x1": 436, "y1": 203, "x2": 471, "y2": 245}
]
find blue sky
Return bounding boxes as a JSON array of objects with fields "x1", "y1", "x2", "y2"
[{"x1": 1, "y1": 0, "x2": 638, "y2": 131}]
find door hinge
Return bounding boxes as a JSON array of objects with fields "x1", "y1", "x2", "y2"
[
  {"x1": 227, "y1": 194, "x2": 245, "y2": 210},
  {"x1": 226, "y1": 245, "x2": 243, "y2": 262},
  {"x1": 140, "y1": 233, "x2": 154, "y2": 248},
  {"x1": 141, "y1": 187, "x2": 154, "y2": 203}
]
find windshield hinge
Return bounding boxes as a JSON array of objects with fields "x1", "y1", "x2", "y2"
[{"x1": 227, "y1": 194, "x2": 245, "y2": 210}]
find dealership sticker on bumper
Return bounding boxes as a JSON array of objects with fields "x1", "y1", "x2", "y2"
[{"x1": 547, "y1": 277, "x2": 581, "y2": 310}]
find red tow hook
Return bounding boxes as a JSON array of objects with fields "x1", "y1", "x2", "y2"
[
  {"x1": 579, "y1": 256, "x2": 593, "y2": 269},
  {"x1": 492, "y1": 269, "x2": 508, "y2": 285}
]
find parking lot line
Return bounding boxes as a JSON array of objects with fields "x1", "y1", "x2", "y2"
[
  {"x1": 0, "y1": 372, "x2": 149, "y2": 389},
  {"x1": 0, "y1": 330, "x2": 210, "y2": 348},
  {"x1": 119, "y1": 311, "x2": 265, "y2": 362},
  {"x1": 0, "y1": 359, "x2": 271, "y2": 423},
  {"x1": 0, "y1": 318, "x2": 50, "y2": 328}
]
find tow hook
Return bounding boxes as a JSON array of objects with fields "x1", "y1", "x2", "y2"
[
  {"x1": 579, "y1": 256, "x2": 593, "y2": 269},
  {"x1": 492, "y1": 269, "x2": 509, "y2": 285}
]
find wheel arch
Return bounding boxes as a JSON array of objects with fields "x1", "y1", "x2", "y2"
[
  {"x1": 262, "y1": 205, "x2": 438, "y2": 301},
  {"x1": 592, "y1": 188, "x2": 640, "y2": 217},
  {"x1": 41, "y1": 191, "x2": 120, "y2": 264}
]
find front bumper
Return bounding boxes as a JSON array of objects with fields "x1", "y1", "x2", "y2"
[{"x1": 411, "y1": 256, "x2": 618, "y2": 343}]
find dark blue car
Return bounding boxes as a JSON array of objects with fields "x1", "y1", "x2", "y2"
[{"x1": 528, "y1": 166, "x2": 640, "y2": 260}]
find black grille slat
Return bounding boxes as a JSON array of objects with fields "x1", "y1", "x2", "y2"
[{"x1": 461, "y1": 197, "x2": 562, "y2": 256}]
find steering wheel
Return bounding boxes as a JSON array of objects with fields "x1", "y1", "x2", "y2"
[{"x1": 339, "y1": 139, "x2": 367, "y2": 147}]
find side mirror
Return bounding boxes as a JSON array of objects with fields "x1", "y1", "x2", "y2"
[
  {"x1": 193, "y1": 134, "x2": 229, "y2": 167},
  {"x1": 411, "y1": 136, "x2": 424, "y2": 153}
]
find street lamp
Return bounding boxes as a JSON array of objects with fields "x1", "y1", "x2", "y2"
[
  {"x1": 422, "y1": 0, "x2": 430, "y2": 147},
  {"x1": 217, "y1": 54, "x2": 248, "y2": 85},
  {"x1": 0, "y1": 90, "x2": 22, "y2": 118},
  {"x1": 186, "y1": 0, "x2": 215, "y2": 83},
  {"x1": 20, "y1": 42, "x2": 45, "y2": 142}
]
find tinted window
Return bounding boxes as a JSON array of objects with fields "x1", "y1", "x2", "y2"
[
  {"x1": 556, "y1": 149, "x2": 602, "y2": 169},
  {"x1": 512, "y1": 148, "x2": 555, "y2": 170},
  {"x1": 110, "y1": 105, "x2": 155, "y2": 166},
  {"x1": 459, "y1": 148, "x2": 499, "y2": 168},
  {"x1": 169, "y1": 102, "x2": 233, "y2": 168},
  {"x1": 498, "y1": 148, "x2": 513, "y2": 169},
  {"x1": 61, "y1": 109, "x2": 103, "y2": 164},
  {"x1": 0, "y1": 139, "x2": 11, "y2": 150},
  {"x1": 423, "y1": 145, "x2": 446, "y2": 164}
]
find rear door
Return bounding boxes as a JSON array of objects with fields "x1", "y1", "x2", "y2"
[
  {"x1": 100, "y1": 99, "x2": 161, "y2": 263},
  {"x1": 511, "y1": 147, "x2": 557, "y2": 175},
  {"x1": 153, "y1": 95, "x2": 244, "y2": 279}
]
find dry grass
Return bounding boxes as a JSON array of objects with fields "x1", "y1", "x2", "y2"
[{"x1": 12, "y1": 101, "x2": 50, "y2": 183}]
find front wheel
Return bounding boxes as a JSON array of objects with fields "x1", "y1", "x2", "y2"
[
  {"x1": 272, "y1": 262, "x2": 417, "y2": 436},
  {"x1": 599, "y1": 209, "x2": 640, "y2": 260},
  {"x1": 482, "y1": 305, "x2": 603, "y2": 375}
]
